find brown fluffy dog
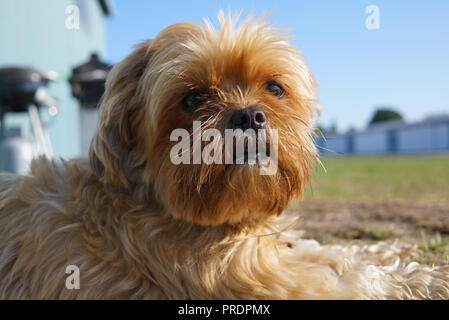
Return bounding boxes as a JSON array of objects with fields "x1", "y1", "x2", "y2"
[{"x1": 1, "y1": 13, "x2": 449, "y2": 299}]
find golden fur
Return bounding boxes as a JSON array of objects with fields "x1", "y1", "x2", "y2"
[{"x1": 1, "y1": 13, "x2": 449, "y2": 299}]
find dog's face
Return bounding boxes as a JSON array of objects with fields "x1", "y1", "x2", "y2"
[{"x1": 90, "y1": 14, "x2": 319, "y2": 226}]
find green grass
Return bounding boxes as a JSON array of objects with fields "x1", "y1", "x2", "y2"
[
  {"x1": 305, "y1": 155, "x2": 449, "y2": 201},
  {"x1": 418, "y1": 232, "x2": 449, "y2": 265}
]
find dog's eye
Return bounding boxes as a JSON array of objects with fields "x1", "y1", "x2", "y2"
[
  {"x1": 266, "y1": 82, "x2": 285, "y2": 98},
  {"x1": 182, "y1": 92, "x2": 203, "y2": 110}
]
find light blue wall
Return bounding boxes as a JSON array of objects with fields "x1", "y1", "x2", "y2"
[
  {"x1": 0, "y1": 0, "x2": 107, "y2": 159},
  {"x1": 317, "y1": 120, "x2": 449, "y2": 155}
]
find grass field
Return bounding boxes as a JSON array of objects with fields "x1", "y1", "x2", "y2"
[
  {"x1": 291, "y1": 155, "x2": 449, "y2": 265},
  {"x1": 305, "y1": 155, "x2": 449, "y2": 201}
]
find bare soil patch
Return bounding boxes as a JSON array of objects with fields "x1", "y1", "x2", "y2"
[{"x1": 289, "y1": 200, "x2": 449, "y2": 264}]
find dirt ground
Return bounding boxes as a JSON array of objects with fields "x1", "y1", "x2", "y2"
[{"x1": 289, "y1": 199, "x2": 449, "y2": 265}]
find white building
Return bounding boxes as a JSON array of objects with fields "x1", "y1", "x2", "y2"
[{"x1": 317, "y1": 116, "x2": 449, "y2": 155}]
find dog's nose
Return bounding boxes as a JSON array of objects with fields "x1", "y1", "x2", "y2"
[{"x1": 229, "y1": 108, "x2": 266, "y2": 130}]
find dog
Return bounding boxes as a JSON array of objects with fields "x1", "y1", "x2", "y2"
[{"x1": 1, "y1": 12, "x2": 448, "y2": 299}]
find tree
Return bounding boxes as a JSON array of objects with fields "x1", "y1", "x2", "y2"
[{"x1": 369, "y1": 107, "x2": 403, "y2": 125}]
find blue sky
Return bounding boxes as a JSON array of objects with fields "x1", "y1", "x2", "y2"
[{"x1": 105, "y1": 1, "x2": 449, "y2": 132}]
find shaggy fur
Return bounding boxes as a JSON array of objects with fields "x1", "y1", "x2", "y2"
[{"x1": 1, "y1": 13, "x2": 449, "y2": 299}]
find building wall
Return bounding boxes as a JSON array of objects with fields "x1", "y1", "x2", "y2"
[
  {"x1": 0, "y1": 0, "x2": 106, "y2": 159},
  {"x1": 398, "y1": 123, "x2": 449, "y2": 153},
  {"x1": 318, "y1": 120, "x2": 449, "y2": 155},
  {"x1": 354, "y1": 131, "x2": 388, "y2": 154},
  {"x1": 321, "y1": 135, "x2": 347, "y2": 154}
]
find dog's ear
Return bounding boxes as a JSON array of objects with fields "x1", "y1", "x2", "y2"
[{"x1": 89, "y1": 40, "x2": 153, "y2": 188}]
